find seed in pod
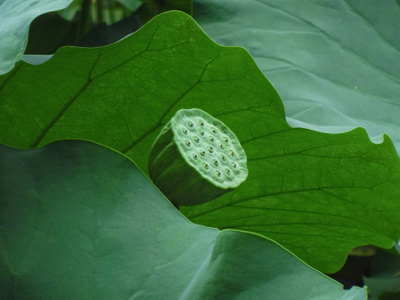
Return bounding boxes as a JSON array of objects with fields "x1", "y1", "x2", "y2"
[{"x1": 148, "y1": 108, "x2": 248, "y2": 206}]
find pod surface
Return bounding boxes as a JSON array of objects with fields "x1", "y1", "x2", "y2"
[{"x1": 148, "y1": 108, "x2": 248, "y2": 206}]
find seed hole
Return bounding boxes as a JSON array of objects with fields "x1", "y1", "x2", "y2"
[
  {"x1": 219, "y1": 144, "x2": 224, "y2": 150},
  {"x1": 221, "y1": 155, "x2": 226, "y2": 161},
  {"x1": 225, "y1": 168, "x2": 231, "y2": 175},
  {"x1": 204, "y1": 163, "x2": 209, "y2": 170},
  {"x1": 188, "y1": 122, "x2": 194, "y2": 128},
  {"x1": 229, "y1": 150, "x2": 236, "y2": 157},
  {"x1": 182, "y1": 128, "x2": 188, "y2": 135},
  {"x1": 213, "y1": 159, "x2": 219, "y2": 166},
  {"x1": 200, "y1": 131, "x2": 205, "y2": 136},
  {"x1": 185, "y1": 140, "x2": 191, "y2": 147},
  {"x1": 193, "y1": 136, "x2": 200, "y2": 143},
  {"x1": 216, "y1": 171, "x2": 221, "y2": 177},
  {"x1": 207, "y1": 146, "x2": 214, "y2": 153},
  {"x1": 232, "y1": 162, "x2": 237, "y2": 169},
  {"x1": 209, "y1": 136, "x2": 215, "y2": 142},
  {"x1": 200, "y1": 150, "x2": 206, "y2": 156},
  {"x1": 224, "y1": 138, "x2": 229, "y2": 144},
  {"x1": 199, "y1": 120, "x2": 205, "y2": 127},
  {"x1": 193, "y1": 154, "x2": 198, "y2": 160}
]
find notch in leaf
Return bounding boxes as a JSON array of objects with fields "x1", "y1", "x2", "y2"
[{"x1": 148, "y1": 108, "x2": 248, "y2": 206}]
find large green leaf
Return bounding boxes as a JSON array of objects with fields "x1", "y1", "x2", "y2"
[
  {"x1": 0, "y1": 11, "x2": 399, "y2": 273},
  {"x1": 0, "y1": 140, "x2": 367, "y2": 299},
  {"x1": 193, "y1": 0, "x2": 400, "y2": 153},
  {"x1": 0, "y1": 0, "x2": 74, "y2": 75}
]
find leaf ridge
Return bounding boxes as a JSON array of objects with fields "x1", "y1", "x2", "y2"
[
  {"x1": 341, "y1": 0, "x2": 400, "y2": 54},
  {"x1": 121, "y1": 54, "x2": 220, "y2": 153},
  {"x1": 30, "y1": 52, "x2": 102, "y2": 147}
]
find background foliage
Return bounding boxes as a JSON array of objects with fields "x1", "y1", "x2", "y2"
[{"x1": 193, "y1": 0, "x2": 400, "y2": 154}]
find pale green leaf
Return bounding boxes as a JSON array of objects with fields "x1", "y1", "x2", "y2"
[
  {"x1": 0, "y1": 140, "x2": 367, "y2": 299},
  {"x1": 193, "y1": 0, "x2": 400, "y2": 152},
  {"x1": 0, "y1": 0, "x2": 74, "y2": 74}
]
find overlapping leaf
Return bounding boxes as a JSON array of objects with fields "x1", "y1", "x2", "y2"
[
  {"x1": 193, "y1": 0, "x2": 400, "y2": 153},
  {"x1": 0, "y1": 140, "x2": 367, "y2": 299},
  {"x1": 0, "y1": 11, "x2": 399, "y2": 272},
  {"x1": 0, "y1": 0, "x2": 73, "y2": 74}
]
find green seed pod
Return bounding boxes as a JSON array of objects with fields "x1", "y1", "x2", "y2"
[{"x1": 148, "y1": 108, "x2": 248, "y2": 206}]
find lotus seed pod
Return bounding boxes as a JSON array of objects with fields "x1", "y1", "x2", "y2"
[{"x1": 148, "y1": 108, "x2": 248, "y2": 206}]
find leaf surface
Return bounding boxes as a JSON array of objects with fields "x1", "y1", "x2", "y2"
[
  {"x1": 0, "y1": 0, "x2": 73, "y2": 74},
  {"x1": 0, "y1": 10, "x2": 399, "y2": 273},
  {"x1": 193, "y1": 0, "x2": 400, "y2": 153},
  {"x1": 0, "y1": 140, "x2": 367, "y2": 299}
]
